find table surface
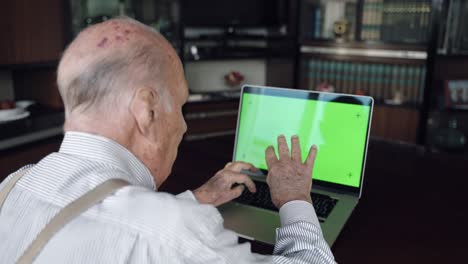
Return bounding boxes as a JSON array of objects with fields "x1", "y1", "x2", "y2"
[{"x1": 160, "y1": 135, "x2": 468, "y2": 264}]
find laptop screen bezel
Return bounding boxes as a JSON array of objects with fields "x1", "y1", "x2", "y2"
[{"x1": 232, "y1": 85, "x2": 374, "y2": 198}]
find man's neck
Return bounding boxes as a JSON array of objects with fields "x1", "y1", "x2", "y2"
[{"x1": 64, "y1": 114, "x2": 132, "y2": 150}]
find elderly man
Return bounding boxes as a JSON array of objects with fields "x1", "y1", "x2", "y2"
[{"x1": 0, "y1": 18, "x2": 335, "y2": 263}]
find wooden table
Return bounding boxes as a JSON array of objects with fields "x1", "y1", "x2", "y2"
[{"x1": 162, "y1": 135, "x2": 468, "y2": 263}]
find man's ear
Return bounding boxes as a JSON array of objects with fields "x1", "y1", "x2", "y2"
[{"x1": 130, "y1": 87, "x2": 159, "y2": 136}]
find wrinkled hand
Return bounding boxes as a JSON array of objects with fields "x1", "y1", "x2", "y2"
[
  {"x1": 266, "y1": 135, "x2": 318, "y2": 209},
  {"x1": 193, "y1": 162, "x2": 257, "y2": 206}
]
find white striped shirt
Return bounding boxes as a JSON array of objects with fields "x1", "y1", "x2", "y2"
[{"x1": 0, "y1": 132, "x2": 335, "y2": 263}]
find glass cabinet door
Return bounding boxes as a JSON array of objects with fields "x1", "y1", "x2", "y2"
[{"x1": 69, "y1": 0, "x2": 180, "y2": 49}]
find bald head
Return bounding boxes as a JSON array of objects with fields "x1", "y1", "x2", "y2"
[
  {"x1": 57, "y1": 18, "x2": 189, "y2": 186},
  {"x1": 58, "y1": 17, "x2": 181, "y2": 116}
]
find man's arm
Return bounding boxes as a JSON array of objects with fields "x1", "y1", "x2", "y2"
[
  {"x1": 274, "y1": 202, "x2": 335, "y2": 263},
  {"x1": 267, "y1": 135, "x2": 335, "y2": 263},
  {"x1": 187, "y1": 135, "x2": 335, "y2": 263}
]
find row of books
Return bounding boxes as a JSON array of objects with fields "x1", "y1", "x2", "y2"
[
  {"x1": 361, "y1": 0, "x2": 432, "y2": 43},
  {"x1": 304, "y1": 59, "x2": 426, "y2": 104}
]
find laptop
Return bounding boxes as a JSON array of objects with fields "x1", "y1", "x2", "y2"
[{"x1": 219, "y1": 85, "x2": 373, "y2": 246}]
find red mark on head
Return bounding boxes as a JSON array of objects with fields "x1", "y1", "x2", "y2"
[
  {"x1": 97, "y1": 37, "x2": 108, "y2": 47},
  {"x1": 124, "y1": 30, "x2": 131, "y2": 35},
  {"x1": 114, "y1": 26, "x2": 120, "y2": 30},
  {"x1": 115, "y1": 35, "x2": 123, "y2": 41}
]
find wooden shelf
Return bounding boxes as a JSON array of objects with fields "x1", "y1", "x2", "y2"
[
  {"x1": 300, "y1": 43, "x2": 427, "y2": 65},
  {"x1": 300, "y1": 39, "x2": 428, "y2": 52}
]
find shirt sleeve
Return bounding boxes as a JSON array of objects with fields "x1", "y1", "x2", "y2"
[
  {"x1": 169, "y1": 194, "x2": 335, "y2": 264},
  {"x1": 272, "y1": 200, "x2": 336, "y2": 263},
  {"x1": 273, "y1": 221, "x2": 336, "y2": 264},
  {"x1": 279, "y1": 200, "x2": 320, "y2": 227},
  {"x1": 175, "y1": 190, "x2": 197, "y2": 201}
]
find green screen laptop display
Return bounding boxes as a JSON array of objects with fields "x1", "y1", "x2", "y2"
[{"x1": 234, "y1": 86, "x2": 373, "y2": 189}]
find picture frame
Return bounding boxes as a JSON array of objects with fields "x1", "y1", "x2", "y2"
[{"x1": 445, "y1": 80, "x2": 468, "y2": 109}]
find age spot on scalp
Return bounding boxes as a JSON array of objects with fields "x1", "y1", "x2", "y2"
[{"x1": 97, "y1": 37, "x2": 108, "y2": 47}]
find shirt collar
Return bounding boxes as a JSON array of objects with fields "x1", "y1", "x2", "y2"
[{"x1": 59, "y1": 131, "x2": 156, "y2": 190}]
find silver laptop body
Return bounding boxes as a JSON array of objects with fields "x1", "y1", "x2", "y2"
[{"x1": 219, "y1": 85, "x2": 374, "y2": 246}]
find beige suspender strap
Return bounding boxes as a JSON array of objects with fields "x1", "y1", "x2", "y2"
[
  {"x1": 16, "y1": 178, "x2": 130, "y2": 264},
  {"x1": 0, "y1": 169, "x2": 30, "y2": 209}
]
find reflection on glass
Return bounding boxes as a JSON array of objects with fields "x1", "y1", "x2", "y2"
[{"x1": 69, "y1": 0, "x2": 179, "y2": 47}]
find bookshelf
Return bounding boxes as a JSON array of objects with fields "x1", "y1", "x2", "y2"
[
  {"x1": 299, "y1": 44, "x2": 427, "y2": 106},
  {"x1": 297, "y1": 0, "x2": 436, "y2": 143}
]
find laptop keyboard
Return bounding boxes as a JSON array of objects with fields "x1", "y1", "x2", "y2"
[{"x1": 235, "y1": 181, "x2": 338, "y2": 219}]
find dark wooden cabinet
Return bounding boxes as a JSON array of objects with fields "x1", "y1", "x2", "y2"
[
  {"x1": 371, "y1": 106, "x2": 419, "y2": 143},
  {"x1": 183, "y1": 100, "x2": 239, "y2": 141},
  {"x1": 0, "y1": 0, "x2": 66, "y2": 65}
]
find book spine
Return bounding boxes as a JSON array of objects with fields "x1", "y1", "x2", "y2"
[
  {"x1": 383, "y1": 64, "x2": 390, "y2": 100},
  {"x1": 330, "y1": 60, "x2": 336, "y2": 91},
  {"x1": 316, "y1": 60, "x2": 323, "y2": 90},
  {"x1": 337, "y1": 60, "x2": 343, "y2": 93},
  {"x1": 377, "y1": 64, "x2": 385, "y2": 102},
  {"x1": 412, "y1": 66, "x2": 420, "y2": 104},
  {"x1": 315, "y1": 6, "x2": 322, "y2": 38},
  {"x1": 370, "y1": 63, "x2": 376, "y2": 96},
  {"x1": 343, "y1": 62, "x2": 349, "y2": 94},
  {"x1": 324, "y1": 60, "x2": 330, "y2": 86},
  {"x1": 409, "y1": 66, "x2": 418, "y2": 104},
  {"x1": 308, "y1": 60, "x2": 314, "y2": 90},
  {"x1": 391, "y1": 65, "x2": 399, "y2": 100},
  {"x1": 399, "y1": 65, "x2": 406, "y2": 102},
  {"x1": 419, "y1": 65, "x2": 426, "y2": 103},
  {"x1": 419, "y1": 0, "x2": 424, "y2": 43},
  {"x1": 314, "y1": 60, "x2": 321, "y2": 90},
  {"x1": 349, "y1": 62, "x2": 356, "y2": 94},
  {"x1": 357, "y1": 62, "x2": 363, "y2": 94},
  {"x1": 364, "y1": 63, "x2": 370, "y2": 95}
]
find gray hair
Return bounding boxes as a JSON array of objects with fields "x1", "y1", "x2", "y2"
[{"x1": 57, "y1": 18, "x2": 172, "y2": 116}]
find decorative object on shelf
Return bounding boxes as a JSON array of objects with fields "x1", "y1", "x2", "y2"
[
  {"x1": 15, "y1": 100, "x2": 35, "y2": 109},
  {"x1": 317, "y1": 82, "x2": 335, "y2": 93},
  {"x1": 333, "y1": 19, "x2": 349, "y2": 41},
  {"x1": 384, "y1": 90, "x2": 403, "y2": 105},
  {"x1": 224, "y1": 71, "x2": 245, "y2": 88},
  {"x1": 355, "y1": 88, "x2": 366, "y2": 96},
  {"x1": 0, "y1": 100, "x2": 15, "y2": 110},
  {"x1": 0, "y1": 100, "x2": 31, "y2": 124},
  {"x1": 445, "y1": 80, "x2": 468, "y2": 109},
  {"x1": 303, "y1": 0, "x2": 356, "y2": 41}
]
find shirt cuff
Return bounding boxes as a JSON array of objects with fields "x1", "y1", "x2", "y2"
[
  {"x1": 279, "y1": 200, "x2": 320, "y2": 228},
  {"x1": 176, "y1": 190, "x2": 197, "y2": 201}
]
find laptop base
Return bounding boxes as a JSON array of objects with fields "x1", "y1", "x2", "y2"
[{"x1": 220, "y1": 191, "x2": 358, "y2": 246}]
